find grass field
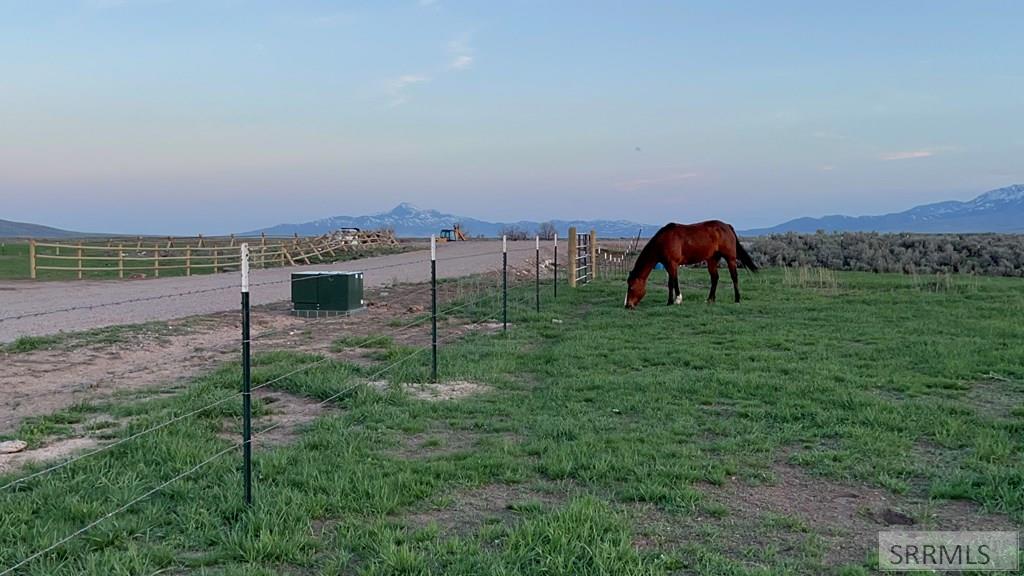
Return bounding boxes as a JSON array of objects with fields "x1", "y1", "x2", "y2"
[
  {"x1": 0, "y1": 241, "x2": 30, "y2": 279},
  {"x1": 1, "y1": 269, "x2": 1023, "y2": 575}
]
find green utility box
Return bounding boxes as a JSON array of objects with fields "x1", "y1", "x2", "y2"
[{"x1": 291, "y1": 271, "x2": 364, "y2": 317}]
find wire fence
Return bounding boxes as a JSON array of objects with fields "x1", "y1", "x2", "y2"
[{"x1": 0, "y1": 237, "x2": 570, "y2": 574}]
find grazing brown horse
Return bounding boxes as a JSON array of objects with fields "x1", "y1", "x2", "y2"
[{"x1": 625, "y1": 220, "x2": 757, "y2": 308}]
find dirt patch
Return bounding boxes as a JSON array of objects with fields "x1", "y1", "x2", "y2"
[
  {"x1": 1, "y1": 281, "x2": 503, "y2": 435},
  {"x1": 631, "y1": 456, "x2": 1020, "y2": 570},
  {"x1": 0, "y1": 437, "x2": 100, "y2": 475},
  {"x1": 401, "y1": 483, "x2": 570, "y2": 537},
  {"x1": 407, "y1": 380, "x2": 491, "y2": 401},
  {"x1": 391, "y1": 427, "x2": 518, "y2": 460},
  {"x1": 969, "y1": 377, "x2": 1024, "y2": 419},
  {"x1": 0, "y1": 313, "x2": 288, "y2": 435},
  {"x1": 369, "y1": 379, "x2": 490, "y2": 401},
  {"x1": 219, "y1": 389, "x2": 328, "y2": 447},
  {"x1": 393, "y1": 429, "x2": 482, "y2": 459}
]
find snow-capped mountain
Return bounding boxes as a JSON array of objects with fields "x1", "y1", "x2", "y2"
[
  {"x1": 744, "y1": 184, "x2": 1024, "y2": 235},
  {"x1": 245, "y1": 203, "x2": 654, "y2": 238}
]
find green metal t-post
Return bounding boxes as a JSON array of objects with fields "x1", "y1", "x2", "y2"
[
  {"x1": 240, "y1": 244, "x2": 252, "y2": 506},
  {"x1": 553, "y1": 233, "x2": 558, "y2": 298},
  {"x1": 431, "y1": 236, "x2": 437, "y2": 382},
  {"x1": 535, "y1": 236, "x2": 540, "y2": 313},
  {"x1": 502, "y1": 235, "x2": 508, "y2": 332}
]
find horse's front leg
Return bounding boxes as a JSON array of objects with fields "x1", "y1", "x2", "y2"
[
  {"x1": 667, "y1": 266, "x2": 681, "y2": 305},
  {"x1": 706, "y1": 259, "x2": 719, "y2": 303}
]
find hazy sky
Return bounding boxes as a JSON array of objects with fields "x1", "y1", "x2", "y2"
[{"x1": 2, "y1": 1, "x2": 1022, "y2": 234}]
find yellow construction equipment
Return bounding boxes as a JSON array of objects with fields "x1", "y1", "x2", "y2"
[{"x1": 438, "y1": 223, "x2": 468, "y2": 242}]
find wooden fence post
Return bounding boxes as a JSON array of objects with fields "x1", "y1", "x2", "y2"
[
  {"x1": 29, "y1": 239, "x2": 37, "y2": 280},
  {"x1": 77, "y1": 243, "x2": 83, "y2": 280},
  {"x1": 154, "y1": 242, "x2": 160, "y2": 278},
  {"x1": 186, "y1": 247, "x2": 192, "y2": 276},
  {"x1": 213, "y1": 247, "x2": 219, "y2": 272},
  {"x1": 118, "y1": 243, "x2": 124, "y2": 279},
  {"x1": 590, "y1": 230, "x2": 597, "y2": 282},
  {"x1": 281, "y1": 245, "x2": 297, "y2": 266},
  {"x1": 568, "y1": 227, "x2": 577, "y2": 288}
]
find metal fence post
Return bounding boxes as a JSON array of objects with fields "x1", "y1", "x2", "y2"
[
  {"x1": 240, "y1": 244, "x2": 252, "y2": 507},
  {"x1": 553, "y1": 233, "x2": 558, "y2": 298},
  {"x1": 431, "y1": 235, "x2": 438, "y2": 382},
  {"x1": 568, "y1": 227, "x2": 577, "y2": 287},
  {"x1": 502, "y1": 236, "x2": 508, "y2": 332},
  {"x1": 535, "y1": 236, "x2": 540, "y2": 313}
]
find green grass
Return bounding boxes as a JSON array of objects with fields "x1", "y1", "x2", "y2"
[
  {"x1": 1, "y1": 269, "x2": 1022, "y2": 574},
  {"x1": 0, "y1": 241, "x2": 30, "y2": 279}
]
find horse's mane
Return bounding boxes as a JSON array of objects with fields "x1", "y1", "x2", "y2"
[{"x1": 628, "y1": 224, "x2": 675, "y2": 280}]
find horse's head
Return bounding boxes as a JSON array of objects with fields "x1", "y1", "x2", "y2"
[{"x1": 625, "y1": 272, "x2": 646, "y2": 309}]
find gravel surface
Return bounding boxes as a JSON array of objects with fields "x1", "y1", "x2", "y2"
[{"x1": 0, "y1": 240, "x2": 563, "y2": 343}]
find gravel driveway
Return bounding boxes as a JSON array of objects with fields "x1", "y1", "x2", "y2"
[{"x1": 0, "y1": 240, "x2": 563, "y2": 343}]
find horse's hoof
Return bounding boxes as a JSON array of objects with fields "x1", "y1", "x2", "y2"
[{"x1": 706, "y1": 299, "x2": 715, "y2": 304}]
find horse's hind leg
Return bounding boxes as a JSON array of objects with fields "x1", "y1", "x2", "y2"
[
  {"x1": 727, "y1": 258, "x2": 740, "y2": 303},
  {"x1": 706, "y1": 259, "x2": 719, "y2": 303}
]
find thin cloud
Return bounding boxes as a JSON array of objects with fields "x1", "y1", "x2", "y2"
[
  {"x1": 386, "y1": 74, "x2": 430, "y2": 107},
  {"x1": 310, "y1": 11, "x2": 351, "y2": 28},
  {"x1": 616, "y1": 173, "x2": 698, "y2": 192},
  {"x1": 447, "y1": 38, "x2": 474, "y2": 70},
  {"x1": 880, "y1": 145, "x2": 961, "y2": 161},
  {"x1": 418, "y1": 0, "x2": 438, "y2": 6},
  {"x1": 383, "y1": 35, "x2": 472, "y2": 107},
  {"x1": 450, "y1": 55, "x2": 473, "y2": 70},
  {"x1": 881, "y1": 150, "x2": 935, "y2": 161},
  {"x1": 811, "y1": 131, "x2": 848, "y2": 141},
  {"x1": 820, "y1": 165, "x2": 836, "y2": 171}
]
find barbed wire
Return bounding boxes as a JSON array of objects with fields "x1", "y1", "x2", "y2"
[
  {"x1": 1, "y1": 245, "x2": 544, "y2": 324},
  {"x1": 0, "y1": 440, "x2": 239, "y2": 576},
  {"x1": 0, "y1": 284, "x2": 240, "y2": 323},
  {"x1": 0, "y1": 274, "x2": 536, "y2": 574},
  {"x1": 0, "y1": 392, "x2": 242, "y2": 492},
  {"x1": 252, "y1": 303, "x2": 511, "y2": 439},
  {"x1": 248, "y1": 284, "x2": 514, "y2": 394},
  {"x1": 0, "y1": 276, "x2": 519, "y2": 491}
]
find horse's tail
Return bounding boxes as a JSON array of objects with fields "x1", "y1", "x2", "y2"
[
  {"x1": 729, "y1": 226, "x2": 758, "y2": 272},
  {"x1": 736, "y1": 241, "x2": 758, "y2": 271}
]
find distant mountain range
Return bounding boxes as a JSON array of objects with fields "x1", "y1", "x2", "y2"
[
  {"x1": 245, "y1": 203, "x2": 656, "y2": 238},
  {"x1": 0, "y1": 219, "x2": 92, "y2": 239},
  {"x1": 6, "y1": 184, "x2": 1024, "y2": 239},
  {"x1": 743, "y1": 184, "x2": 1024, "y2": 235}
]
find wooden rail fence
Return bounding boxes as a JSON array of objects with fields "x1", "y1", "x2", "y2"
[{"x1": 29, "y1": 231, "x2": 399, "y2": 280}]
